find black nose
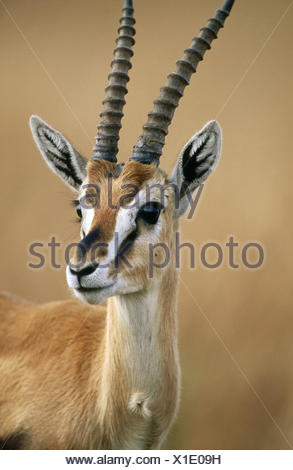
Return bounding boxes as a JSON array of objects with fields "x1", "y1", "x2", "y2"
[{"x1": 69, "y1": 262, "x2": 98, "y2": 278}]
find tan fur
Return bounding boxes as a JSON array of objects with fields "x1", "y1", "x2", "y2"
[{"x1": 0, "y1": 163, "x2": 181, "y2": 450}]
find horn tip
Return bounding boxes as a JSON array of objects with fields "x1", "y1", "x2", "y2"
[
  {"x1": 221, "y1": 0, "x2": 235, "y2": 14},
  {"x1": 123, "y1": 0, "x2": 134, "y2": 10}
]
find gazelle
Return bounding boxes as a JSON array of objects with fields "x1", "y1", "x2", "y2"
[{"x1": 0, "y1": 0, "x2": 235, "y2": 450}]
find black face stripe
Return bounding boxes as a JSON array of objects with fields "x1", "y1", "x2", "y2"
[
  {"x1": 0, "y1": 432, "x2": 27, "y2": 450},
  {"x1": 79, "y1": 228, "x2": 100, "y2": 252},
  {"x1": 114, "y1": 228, "x2": 138, "y2": 267}
]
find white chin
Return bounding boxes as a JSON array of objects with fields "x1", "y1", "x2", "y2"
[{"x1": 73, "y1": 286, "x2": 115, "y2": 305}]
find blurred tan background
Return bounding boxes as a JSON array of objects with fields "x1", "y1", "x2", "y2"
[{"x1": 1, "y1": 0, "x2": 293, "y2": 449}]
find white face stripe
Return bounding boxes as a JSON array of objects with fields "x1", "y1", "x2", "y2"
[
  {"x1": 79, "y1": 183, "x2": 95, "y2": 236},
  {"x1": 107, "y1": 205, "x2": 137, "y2": 261},
  {"x1": 82, "y1": 207, "x2": 95, "y2": 235}
]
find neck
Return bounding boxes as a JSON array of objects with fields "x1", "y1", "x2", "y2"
[{"x1": 97, "y1": 262, "x2": 180, "y2": 447}]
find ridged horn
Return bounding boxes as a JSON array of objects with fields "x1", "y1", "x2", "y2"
[
  {"x1": 92, "y1": 0, "x2": 136, "y2": 163},
  {"x1": 130, "y1": 0, "x2": 235, "y2": 165}
]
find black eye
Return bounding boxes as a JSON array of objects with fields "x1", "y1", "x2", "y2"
[
  {"x1": 138, "y1": 202, "x2": 162, "y2": 225},
  {"x1": 76, "y1": 204, "x2": 82, "y2": 219}
]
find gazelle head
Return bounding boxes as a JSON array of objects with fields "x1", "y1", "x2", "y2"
[{"x1": 30, "y1": 0, "x2": 234, "y2": 304}]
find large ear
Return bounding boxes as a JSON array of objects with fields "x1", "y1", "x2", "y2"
[
  {"x1": 171, "y1": 120, "x2": 222, "y2": 218},
  {"x1": 30, "y1": 115, "x2": 87, "y2": 192}
]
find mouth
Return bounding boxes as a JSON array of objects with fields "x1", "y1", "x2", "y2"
[
  {"x1": 75, "y1": 286, "x2": 103, "y2": 293},
  {"x1": 74, "y1": 283, "x2": 114, "y2": 293}
]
